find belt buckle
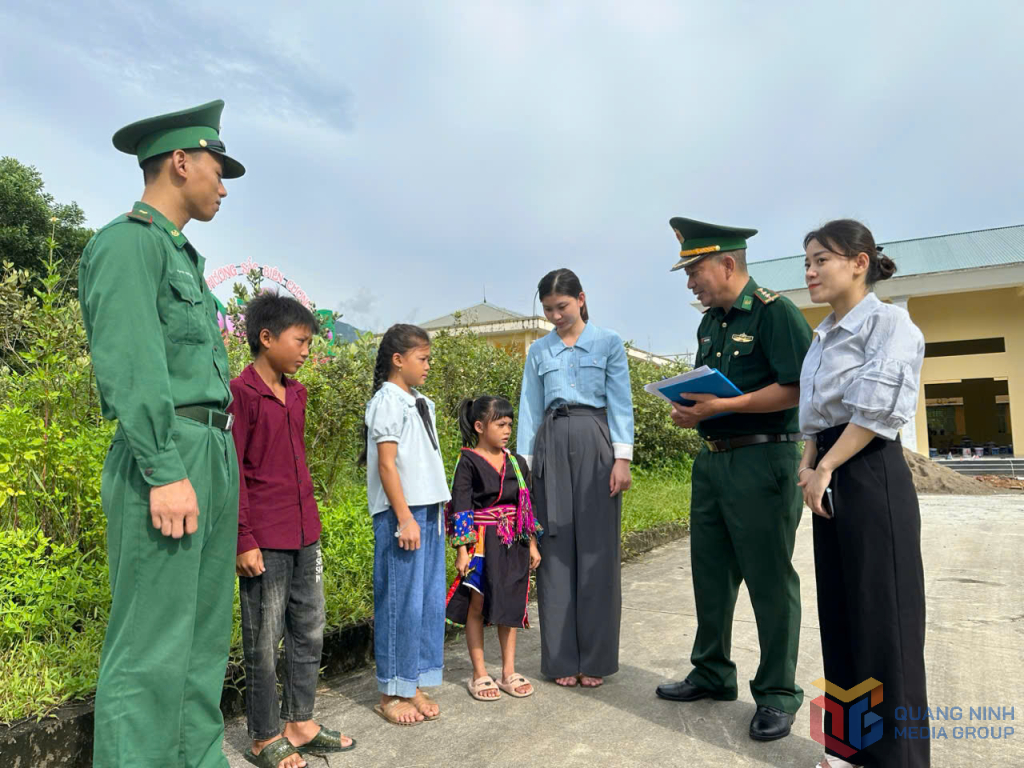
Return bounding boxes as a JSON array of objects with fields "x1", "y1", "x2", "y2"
[
  {"x1": 704, "y1": 439, "x2": 718, "y2": 453},
  {"x1": 223, "y1": 413, "x2": 234, "y2": 432}
]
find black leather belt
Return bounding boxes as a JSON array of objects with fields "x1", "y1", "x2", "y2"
[
  {"x1": 175, "y1": 406, "x2": 234, "y2": 432},
  {"x1": 703, "y1": 433, "x2": 802, "y2": 453}
]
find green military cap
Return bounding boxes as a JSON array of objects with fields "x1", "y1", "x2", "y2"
[
  {"x1": 112, "y1": 99, "x2": 245, "y2": 179},
  {"x1": 669, "y1": 217, "x2": 757, "y2": 271}
]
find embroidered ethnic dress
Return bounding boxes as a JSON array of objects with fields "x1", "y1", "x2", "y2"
[{"x1": 444, "y1": 449, "x2": 542, "y2": 629}]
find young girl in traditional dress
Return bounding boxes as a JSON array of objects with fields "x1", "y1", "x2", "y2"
[
  {"x1": 361, "y1": 324, "x2": 451, "y2": 726},
  {"x1": 445, "y1": 396, "x2": 543, "y2": 701},
  {"x1": 517, "y1": 268, "x2": 634, "y2": 689}
]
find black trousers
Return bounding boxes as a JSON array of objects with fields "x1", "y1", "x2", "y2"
[{"x1": 813, "y1": 425, "x2": 929, "y2": 767}]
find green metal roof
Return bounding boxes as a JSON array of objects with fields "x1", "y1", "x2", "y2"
[{"x1": 748, "y1": 224, "x2": 1024, "y2": 292}]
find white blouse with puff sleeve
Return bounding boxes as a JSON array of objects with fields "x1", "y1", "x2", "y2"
[{"x1": 799, "y1": 293, "x2": 924, "y2": 440}]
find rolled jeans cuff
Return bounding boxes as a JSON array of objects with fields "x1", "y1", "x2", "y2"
[{"x1": 377, "y1": 667, "x2": 443, "y2": 698}]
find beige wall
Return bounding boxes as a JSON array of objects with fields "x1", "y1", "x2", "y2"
[
  {"x1": 485, "y1": 330, "x2": 543, "y2": 357},
  {"x1": 798, "y1": 287, "x2": 1023, "y2": 456}
]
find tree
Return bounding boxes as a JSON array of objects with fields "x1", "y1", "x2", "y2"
[{"x1": 0, "y1": 157, "x2": 94, "y2": 288}]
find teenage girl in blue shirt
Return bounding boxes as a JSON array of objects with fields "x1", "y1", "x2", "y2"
[{"x1": 517, "y1": 268, "x2": 634, "y2": 688}]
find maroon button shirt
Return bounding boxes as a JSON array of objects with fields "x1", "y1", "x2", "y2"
[{"x1": 227, "y1": 364, "x2": 321, "y2": 555}]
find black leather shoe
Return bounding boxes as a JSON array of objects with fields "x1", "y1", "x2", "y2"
[
  {"x1": 655, "y1": 678, "x2": 738, "y2": 702},
  {"x1": 749, "y1": 705, "x2": 795, "y2": 741}
]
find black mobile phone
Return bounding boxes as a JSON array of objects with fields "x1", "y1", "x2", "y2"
[{"x1": 823, "y1": 487, "x2": 835, "y2": 518}]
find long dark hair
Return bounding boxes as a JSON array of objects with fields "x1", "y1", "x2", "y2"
[
  {"x1": 457, "y1": 396, "x2": 515, "y2": 447},
  {"x1": 357, "y1": 323, "x2": 432, "y2": 466},
  {"x1": 537, "y1": 268, "x2": 589, "y2": 322},
  {"x1": 803, "y1": 219, "x2": 897, "y2": 287}
]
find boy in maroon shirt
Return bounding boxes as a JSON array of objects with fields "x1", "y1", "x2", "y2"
[{"x1": 227, "y1": 293, "x2": 355, "y2": 768}]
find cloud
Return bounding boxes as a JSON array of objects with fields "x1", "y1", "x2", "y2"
[{"x1": 3, "y1": 0, "x2": 1023, "y2": 355}]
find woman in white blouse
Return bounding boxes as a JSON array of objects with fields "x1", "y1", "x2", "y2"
[{"x1": 797, "y1": 220, "x2": 929, "y2": 768}]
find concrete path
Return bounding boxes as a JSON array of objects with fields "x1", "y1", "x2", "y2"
[{"x1": 223, "y1": 494, "x2": 1024, "y2": 767}]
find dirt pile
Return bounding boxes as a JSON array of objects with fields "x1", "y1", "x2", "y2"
[{"x1": 902, "y1": 448, "x2": 995, "y2": 495}]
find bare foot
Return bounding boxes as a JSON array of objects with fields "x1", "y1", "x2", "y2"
[
  {"x1": 251, "y1": 735, "x2": 306, "y2": 768},
  {"x1": 379, "y1": 694, "x2": 424, "y2": 724},
  {"x1": 579, "y1": 675, "x2": 604, "y2": 688},
  {"x1": 555, "y1": 676, "x2": 579, "y2": 687},
  {"x1": 283, "y1": 720, "x2": 353, "y2": 750},
  {"x1": 412, "y1": 687, "x2": 443, "y2": 715}
]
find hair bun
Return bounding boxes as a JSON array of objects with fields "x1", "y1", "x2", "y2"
[{"x1": 877, "y1": 254, "x2": 897, "y2": 280}]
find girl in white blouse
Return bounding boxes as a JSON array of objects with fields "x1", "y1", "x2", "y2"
[{"x1": 797, "y1": 220, "x2": 929, "y2": 768}]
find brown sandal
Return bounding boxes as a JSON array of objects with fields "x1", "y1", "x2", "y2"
[
  {"x1": 373, "y1": 698, "x2": 422, "y2": 726},
  {"x1": 411, "y1": 689, "x2": 441, "y2": 720}
]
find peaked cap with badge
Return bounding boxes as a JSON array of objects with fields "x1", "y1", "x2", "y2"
[
  {"x1": 669, "y1": 217, "x2": 757, "y2": 271},
  {"x1": 112, "y1": 99, "x2": 246, "y2": 179}
]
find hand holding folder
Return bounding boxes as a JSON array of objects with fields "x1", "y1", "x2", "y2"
[{"x1": 643, "y1": 366, "x2": 743, "y2": 419}]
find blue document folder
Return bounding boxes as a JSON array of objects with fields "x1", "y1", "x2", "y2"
[{"x1": 643, "y1": 366, "x2": 743, "y2": 418}]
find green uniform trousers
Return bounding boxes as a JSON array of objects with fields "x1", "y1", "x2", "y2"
[
  {"x1": 687, "y1": 441, "x2": 804, "y2": 714},
  {"x1": 93, "y1": 417, "x2": 238, "y2": 768}
]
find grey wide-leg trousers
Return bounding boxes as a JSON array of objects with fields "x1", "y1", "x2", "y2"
[{"x1": 534, "y1": 405, "x2": 622, "y2": 679}]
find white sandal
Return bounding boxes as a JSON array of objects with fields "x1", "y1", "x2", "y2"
[
  {"x1": 468, "y1": 675, "x2": 502, "y2": 701},
  {"x1": 815, "y1": 757, "x2": 862, "y2": 768}
]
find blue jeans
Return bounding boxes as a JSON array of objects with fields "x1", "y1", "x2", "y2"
[{"x1": 372, "y1": 504, "x2": 446, "y2": 697}]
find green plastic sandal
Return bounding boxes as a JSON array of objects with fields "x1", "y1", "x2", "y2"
[
  {"x1": 244, "y1": 737, "x2": 301, "y2": 768},
  {"x1": 296, "y1": 725, "x2": 357, "y2": 753}
]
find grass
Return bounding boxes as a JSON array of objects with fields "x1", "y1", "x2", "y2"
[
  {"x1": 1, "y1": 459, "x2": 692, "y2": 725},
  {"x1": 622, "y1": 459, "x2": 693, "y2": 534}
]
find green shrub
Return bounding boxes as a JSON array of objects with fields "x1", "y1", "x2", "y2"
[
  {"x1": 0, "y1": 528, "x2": 109, "y2": 722},
  {"x1": 0, "y1": 529, "x2": 108, "y2": 646}
]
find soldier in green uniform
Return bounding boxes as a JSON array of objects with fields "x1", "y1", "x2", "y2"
[
  {"x1": 79, "y1": 101, "x2": 246, "y2": 768},
  {"x1": 655, "y1": 218, "x2": 812, "y2": 742}
]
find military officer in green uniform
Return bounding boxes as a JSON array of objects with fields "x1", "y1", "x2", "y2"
[
  {"x1": 655, "y1": 218, "x2": 812, "y2": 742},
  {"x1": 79, "y1": 101, "x2": 245, "y2": 768}
]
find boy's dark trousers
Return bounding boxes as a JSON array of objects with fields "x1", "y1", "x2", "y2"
[{"x1": 239, "y1": 541, "x2": 326, "y2": 740}]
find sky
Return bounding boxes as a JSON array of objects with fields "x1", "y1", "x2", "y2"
[{"x1": 2, "y1": 0, "x2": 1022, "y2": 356}]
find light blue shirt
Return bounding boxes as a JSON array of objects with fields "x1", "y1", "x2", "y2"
[
  {"x1": 799, "y1": 292, "x2": 924, "y2": 441},
  {"x1": 365, "y1": 382, "x2": 451, "y2": 516},
  {"x1": 517, "y1": 323, "x2": 635, "y2": 464}
]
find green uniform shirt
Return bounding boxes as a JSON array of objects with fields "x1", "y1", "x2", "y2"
[
  {"x1": 693, "y1": 278, "x2": 812, "y2": 439},
  {"x1": 79, "y1": 201, "x2": 232, "y2": 486}
]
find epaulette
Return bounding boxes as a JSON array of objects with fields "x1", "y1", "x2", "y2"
[
  {"x1": 755, "y1": 286, "x2": 778, "y2": 304},
  {"x1": 124, "y1": 210, "x2": 154, "y2": 224}
]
